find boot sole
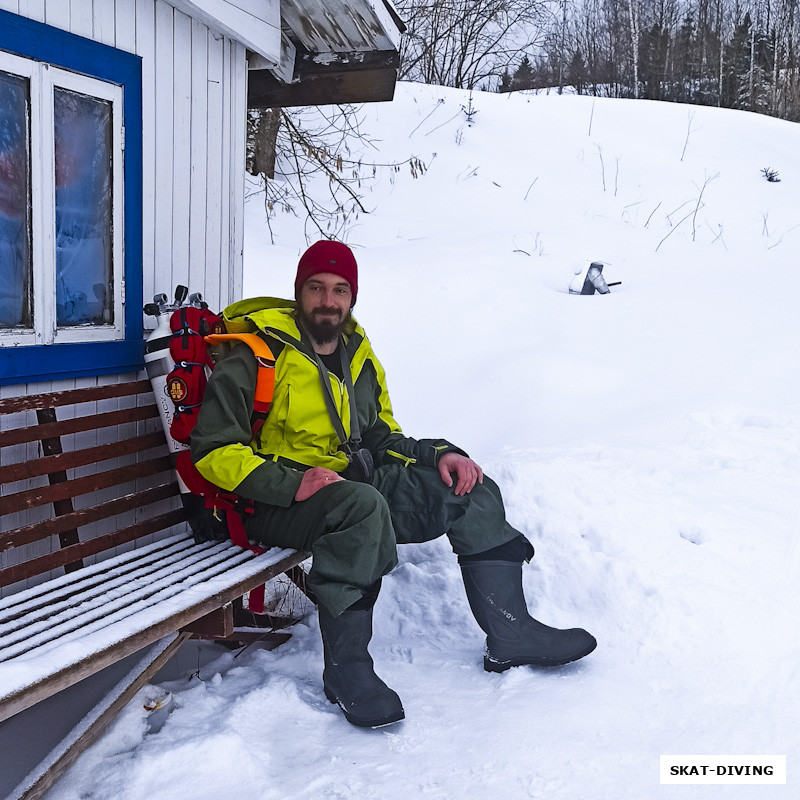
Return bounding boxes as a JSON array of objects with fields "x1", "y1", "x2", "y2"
[
  {"x1": 324, "y1": 686, "x2": 405, "y2": 728},
  {"x1": 484, "y1": 638, "x2": 598, "y2": 673}
]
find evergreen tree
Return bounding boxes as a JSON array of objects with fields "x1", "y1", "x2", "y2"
[
  {"x1": 723, "y1": 12, "x2": 753, "y2": 109},
  {"x1": 511, "y1": 56, "x2": 536, "y2": 90},
  {"x1": 567, "y1": 49, "x2": 588, "y2": 94}
]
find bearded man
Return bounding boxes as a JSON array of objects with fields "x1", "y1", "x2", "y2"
[{"x1": 191, "y1": 240, "x2": 596, "y2": 729}]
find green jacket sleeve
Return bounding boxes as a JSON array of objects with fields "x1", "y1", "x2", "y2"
[{"x1": 190, "y1": 344, "x2": 303, "y2": 507}]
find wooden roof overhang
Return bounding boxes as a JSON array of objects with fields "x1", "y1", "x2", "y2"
[
  {"x1": 249, "y1": 0, "x2": 405, "y2": 108},
  {"x1": 167, "y1": 0, "x2": 405, "y2": 109},
  {"x1": 248, "y1": 47, "x2": 401, "y2": 108}
]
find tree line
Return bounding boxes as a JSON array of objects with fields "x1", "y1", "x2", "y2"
[
  {"x1": 533, "y1": 0, "x2": 800, "y2": 121},
  {"x1": 394, "y1": 0, "x2": 800, "y2": 122}
]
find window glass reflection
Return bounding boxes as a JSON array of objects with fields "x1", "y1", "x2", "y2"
[
  {"x1": 54, "y1": 87, "x2": 113, "y2": 327},
  {"x1": 0, "y1": 70, "x2": 32, "y2": 329}
]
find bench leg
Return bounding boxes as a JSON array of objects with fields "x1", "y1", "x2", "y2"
[
  {"x1": 285, "y1": 564, "x2": 317, "y2": 604},
  {"x1": 8, "y1": 632, "x2": 191, "y2": 800}
]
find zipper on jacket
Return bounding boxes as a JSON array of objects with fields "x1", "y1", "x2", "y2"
[{"x1": 386, "y1": 450, "x2": 416, "y2": 467}]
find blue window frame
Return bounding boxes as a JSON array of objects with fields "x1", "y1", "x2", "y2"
[{"x1": 0, "y1": 10, "x2": 142, "y2": 386}]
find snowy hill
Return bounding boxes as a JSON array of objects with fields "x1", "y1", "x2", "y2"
[{"x1": 51, "y1": 83, "x2": 799, "y2": 799}]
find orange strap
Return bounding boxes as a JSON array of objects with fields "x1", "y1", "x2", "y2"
[{"x1": 205, "y1": 333, "x2": 276, "y2": 417}]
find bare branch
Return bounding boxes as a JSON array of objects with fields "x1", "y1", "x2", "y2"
[{"x1": 248, "y1": 105, "x2": 428, "y2": 244}]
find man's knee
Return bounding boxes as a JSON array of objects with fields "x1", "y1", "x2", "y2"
[
  {"x1": 443, "y1": 474, "x2": 519, "y2": 556},
  {"x1": 476, "y1": 474, "x2": 504, "y2": 504},
  {"x1": 330, "y1": 480, "x2": 391, "y2": 521},
  {"x1": 316, "y1": 480, "x2": 396, "y2": 553}
]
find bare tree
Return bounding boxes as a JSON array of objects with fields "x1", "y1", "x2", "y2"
[
  {"x1": 247, "y1": 105, "x2": 426, "y2": 243},
  {"x1": 557, "y1": 0, "x2": 569, "y2": 93},
  {"x1": 628, "y1": 0, "x2": 641, "y2": 98},
  {"x1": 396, "y1": 0, "x2": 550, "y2": 90},
  {"x1": 540, "y1": 0, "x2": 800, "y2": 120}
]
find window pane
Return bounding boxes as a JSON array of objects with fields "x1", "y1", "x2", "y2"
[
  {"x1": 0, "y1": 70, "x2": 32, "y2": 329},
  {"x1": 54, "y1": 87, "x2": 113, "y2": 327}
]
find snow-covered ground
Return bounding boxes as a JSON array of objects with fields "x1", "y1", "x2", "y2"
[{"x1": 49, "y1": 83, "x2": 799, "y2": 798}]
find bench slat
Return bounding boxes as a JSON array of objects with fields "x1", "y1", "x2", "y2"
[
  {"x1": 0, "y1": 537, "x2": 209, "y2": 633},
  {"x1": 0, "y1": 455, "x2": 173, "y2": 517},
  {"x1": 0, "y1": 432, "x2": 169, "y2": 483},
  {"x1": 0, "y1": 482, "x2": 180, "y2": 553},
  {"x1": 0, "y1": 508, "x2": 186, "y2": 588},
  {"x1": 0, "y1": 535, "x2": 196, "y2": 617},
  {"x1": 0, "y1": 404, "x2": 158, "y2": 448},
  {"x1": 0, "y1": 380, "x2": 153, "y2": 415},
  {"x1": 1, "y1": 545, "x2": 254, "y2": 659}
]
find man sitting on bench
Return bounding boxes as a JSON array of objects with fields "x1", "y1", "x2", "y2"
[{"x1": 191, "y1": 241, "x2": 596, "y2": 729}]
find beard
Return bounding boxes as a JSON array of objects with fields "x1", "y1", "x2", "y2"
[{"x1": 297, "y1": 305, "x2": 349, "y2": 345}]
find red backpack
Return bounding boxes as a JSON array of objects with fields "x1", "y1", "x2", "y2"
[{"x1": 164, "y1": 308, "x2": 277, "y2": 612}]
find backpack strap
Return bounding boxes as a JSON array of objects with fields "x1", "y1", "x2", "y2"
[
  {"x1": 202, "y1": 334, "x2": 277, "y2": 614},
  {"x1": 205, "y1": 333, "x2": 276, "y2": 434}
]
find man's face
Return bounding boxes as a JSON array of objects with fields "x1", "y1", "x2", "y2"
[{"x1": 297, "y1": 272, "x2": 353, "y2": 344}]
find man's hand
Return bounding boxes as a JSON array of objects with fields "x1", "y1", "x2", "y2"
[
  {"x1": 438, "y1": 452, "x2": 483, "y2": 496},
  {"x1": 295, "y1": 467, "x2": 344, "y2": 502}
]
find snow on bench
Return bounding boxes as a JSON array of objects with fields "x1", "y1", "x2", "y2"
[{"x1": 0, "y1": 533, "x2": 300, "y2": 721}]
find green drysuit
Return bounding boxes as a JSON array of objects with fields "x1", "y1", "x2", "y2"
[{"x1": 190, "y1": 299, "x2": 519, "y2": 615}]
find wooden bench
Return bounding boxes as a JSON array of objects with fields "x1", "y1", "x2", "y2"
[{"x1": 0, "y1": 378, "x2": 307, "y2": 800}]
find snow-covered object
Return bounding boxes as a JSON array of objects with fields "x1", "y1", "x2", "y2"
[{"x1": 569, "y1": 261, "x2": 611, "y2": 294}]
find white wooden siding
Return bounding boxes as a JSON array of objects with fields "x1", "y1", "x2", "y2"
[
  {"x1": 167, "y1": 0, "x2": 280, "y2": 63},
  {"x1": 0, "y1": 0, "x2": 250, "y2": 595}
]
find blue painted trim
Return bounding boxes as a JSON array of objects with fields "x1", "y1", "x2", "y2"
[
  {"x1": 0, "y1": 10, "x2": 144, "y2": 386},
  {"x1": 0, "y1": 9, "x2": 141, "y2": 87},
  {"x1": 0, "y1": 340, "x2": 144, "y2": 387}
]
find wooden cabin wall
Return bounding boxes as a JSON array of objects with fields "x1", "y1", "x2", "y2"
[{"x1": 0, "y1": 0, "x2": 248, "y2": 596}]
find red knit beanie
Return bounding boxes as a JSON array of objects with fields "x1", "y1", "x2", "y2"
[{"x1": 295, "y1": 240, "x2": 358, "y2": 306}]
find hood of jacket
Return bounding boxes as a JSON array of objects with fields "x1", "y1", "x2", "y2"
[
  {"x1": 222, "y1": 297, "x2": 372, "y2": 379},
  {"x1": 222, "y1": 296, "x2": 362, "y2": 349}
]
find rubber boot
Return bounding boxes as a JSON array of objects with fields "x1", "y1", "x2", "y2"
[
  {"x1": 318, "y1": 599, "x2": 404, "y2": 728},
  {"x1": 460, "y1": 560, "x2": 597, "y2": 672}
]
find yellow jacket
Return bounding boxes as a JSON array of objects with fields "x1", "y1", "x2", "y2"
[{"x1": 191, "y1": 298, "x2": 462, "y2": 507}]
